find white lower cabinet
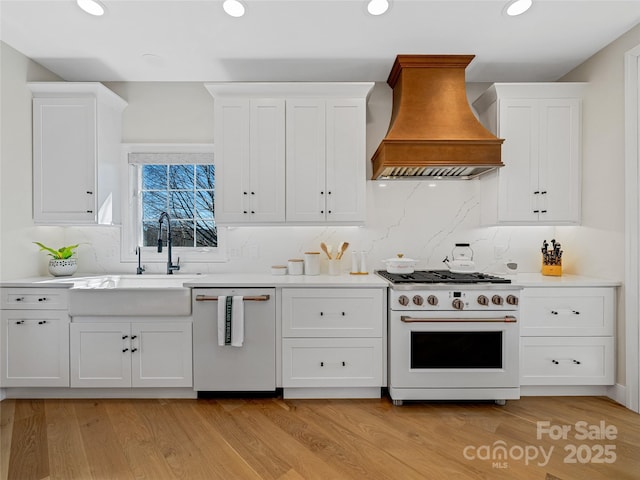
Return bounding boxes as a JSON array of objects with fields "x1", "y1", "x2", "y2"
[
  {"x1": 282, "y1": 338, "x2": 382, "y2": 387},
  {"x1": 281, "y1": 288, "x2": 386, "y2": 397},
  {"x1": 70, "y1": 321, "x2": 192, "y2": 388},
  {"x1": 1, "y1": 310, "x2": 70, "y2": 387},
  {"x1": 520, "y1": 287, "x2": 615, "y2": 387},
  {"x1": 1, "y1": 287, "x2": 70, "y2": 387},
  {"x1": 521, "y1": 337, "x2": 614, "y2": 385}
]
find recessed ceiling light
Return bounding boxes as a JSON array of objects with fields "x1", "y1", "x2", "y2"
[
  {"x1": 77, "y1": 0, "x2": 105, "y2": 16},
  {"x1": 141, "y1": 54, "x2": 164, "y2": 68},
  {"x1": 367, "y1": 0, "x2": 390, "y2": 16},
  {"x1": 505, "y1": 0, "x2": 532, "y2": 16},
  {"x1": 223, "y1": 0, "x2": 246, "y2": 18}
]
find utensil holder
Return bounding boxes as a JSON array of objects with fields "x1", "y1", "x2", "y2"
[
  {"x1": 542, "y1": 261, "x2": 562, "y2": 276},
  {"x1": 327, "y1": 258, "x2": 341, "y2": 275}
]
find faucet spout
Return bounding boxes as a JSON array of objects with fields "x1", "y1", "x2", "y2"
[
  {"x1": 136, "y1": 246, "x2": 145, "y2": 275},
  {"x1": 157, "y1": 211, "x2": 180, "y2": 275}
]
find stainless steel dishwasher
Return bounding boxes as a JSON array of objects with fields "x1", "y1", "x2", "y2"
[{"x1": 192, "y1": 288, "x2": 276, "y2": 392}]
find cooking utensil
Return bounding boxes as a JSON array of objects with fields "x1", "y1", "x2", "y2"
[
  {"x1": 320, "y1": 242, "x2": 332, "y2": 259},
  {"x1": 336, "y1": 241, "x2": 349, "y2": 260}
]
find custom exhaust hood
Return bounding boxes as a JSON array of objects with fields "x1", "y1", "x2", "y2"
[{"x1": 371, "y1": 55, "x2": 504, "y2": 180}]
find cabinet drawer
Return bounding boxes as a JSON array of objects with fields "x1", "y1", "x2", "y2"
[
  {"x1": 520, "y1": 287, "x2": 614, "y2": 336},
  {"x1": 1, "y1": 288, "x2": 69, "y2": 310},
  {"x1": 520, "y1": 337, "x2": 614, "y2": 385},
  {"x1": 282, "y1": 288, "x2": 384, "y2": 337},
  {"x1": 282, "y1": 338, "x2": 383, "y2": 387}
]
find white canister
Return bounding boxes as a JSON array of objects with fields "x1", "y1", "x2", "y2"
[
  {"x1": 360, "y1": 251, "x2": 368, "y2": 273},
  {"x1": 271, "y1": 265, "x2": 288, "y2": 276},
  {"x1": 288, "y1": 259, "x2": 304, "y2": 275},
  {"x1": 351, "y1": 250, "x2": 360, "y2": 274},
  {"x1": 304, "y1": 252, "x2": 320, "y2": 276}
]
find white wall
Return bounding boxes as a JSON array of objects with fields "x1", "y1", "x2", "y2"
[
  {"x1": 0, "y1": 42, "x2": 63, "y2": 279},
  {"x1": 559, "y1": 23, "x2": 640, "y2": 387}
]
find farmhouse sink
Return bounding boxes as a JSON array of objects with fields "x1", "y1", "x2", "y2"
[{"x1": 38, "y1": 274, "x2": 198, "y2": 316}]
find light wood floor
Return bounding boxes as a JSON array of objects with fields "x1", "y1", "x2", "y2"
[{"x1": 1, "y1": 395, "x2": 639, "y2": 480}]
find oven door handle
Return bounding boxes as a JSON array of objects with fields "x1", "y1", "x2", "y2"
[{"x1": 400, "y1": 315, "x2": 517, "y2": 323}]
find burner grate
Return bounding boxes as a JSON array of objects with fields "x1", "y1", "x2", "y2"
[{"x1": 376, "y1": 270, "x2": 511, "y2": 284}]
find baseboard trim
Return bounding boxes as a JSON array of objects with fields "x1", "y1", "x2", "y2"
[
  {"x1": 2, "y1": 387, "x2": 197, "y2": 399},
  {"x1": 283, "y1": 387, "x2": 382, "y2": 399},
  {"x1": 521, "y1": 385, "x2": 610, "y2": 396},
  {"x1": 607, "y1": 383, "x2": 627, "y2": 406}
]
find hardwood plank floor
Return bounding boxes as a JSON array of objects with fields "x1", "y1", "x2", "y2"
[{"x1": 1, "y1": 395, "x2": 639, "y2": 480}]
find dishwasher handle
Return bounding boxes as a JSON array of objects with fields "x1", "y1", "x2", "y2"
[{"x1": 195, "y1": 294, "x2": 270, "y2": 302}]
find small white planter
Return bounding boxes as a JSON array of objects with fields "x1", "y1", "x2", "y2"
[{"x1": 48, "y1": 258, "x2": 77, "y2": 277}]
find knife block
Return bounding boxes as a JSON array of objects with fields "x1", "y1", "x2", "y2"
[{"x1": 542, "y1": 261, "x2": 562, "y2": 276}]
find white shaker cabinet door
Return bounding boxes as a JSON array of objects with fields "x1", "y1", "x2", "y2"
[
  {"x1": 214, "y1": 98, "x2": 285, "y2": 223},
  {"x1": 1, "y1": 310, "x2": 70, "y2": 387},
  {"x1": 248, "y1": 99, "x2": 286, "y2": 222},
  {"x1": 131, "y1": 322, "x2": 192, "y2": 388},
  {"x1": 497, "y1": 99, "x2": 539, "y2": 223},
  {"x1": 286, "y1": 99, "x2": 327, "y2": 222},
  {"x1": 214, "y1": 98, "x2": 251, "y2": 223},
  {"x1": 325, "y1": 99, "x2": 366, "y2": 223},
  {"x1": 70, "y1": 322, "x2": 131, "y2": 388},
  {"x1": 32, "y1": 97, "x2": 97, "y2": 224},
  {"x1": 537, "y1": 98, "x2": 581, "y2": 224}
]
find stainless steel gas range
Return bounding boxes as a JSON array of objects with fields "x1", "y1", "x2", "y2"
[{"x1": 377, "y1": 270, "x2": 521, "y2": 406}]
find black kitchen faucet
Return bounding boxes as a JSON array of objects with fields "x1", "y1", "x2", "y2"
[{"x1": 157, "y1": 211, "x2": 180, "y2": 275}]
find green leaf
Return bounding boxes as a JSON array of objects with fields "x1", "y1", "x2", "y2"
[{"x1": 33, "y1": 242, "x2": 79, "y2": 259}]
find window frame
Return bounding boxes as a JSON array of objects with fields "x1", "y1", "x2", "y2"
[{"x1": 120, "y1": 143, "x2": 226, "y2": 264}]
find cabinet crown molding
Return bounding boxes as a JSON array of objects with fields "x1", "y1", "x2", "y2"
[
  {"x1": 28, "y1": 82, "x2": 127, "y2": 111},
  {"x1": 205, "y1": 82, "x2": 374, "y2": 100}
]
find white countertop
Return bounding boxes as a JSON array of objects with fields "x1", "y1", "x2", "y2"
[
  {"x1": 511, "y1": 273, "x2": 621, "y2": 288},
  {"x1": 0, "y1": 272, "x2": 621, "y2": 289},
  {"x1": 184, "y1": 273, "x2": 389, "y2": 288}
]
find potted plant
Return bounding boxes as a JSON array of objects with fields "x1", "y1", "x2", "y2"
[{"x1": 34, "y1": 242, "x2": 79, "y2": 276}]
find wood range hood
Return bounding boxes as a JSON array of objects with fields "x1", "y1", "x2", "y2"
[{"x1": 371, "y1": 55, "x2": 504, "y2": 180}]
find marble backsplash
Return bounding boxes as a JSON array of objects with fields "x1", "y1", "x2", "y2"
[{"x1": 47, "y1": 179, "x2": 621, "y2": 280}]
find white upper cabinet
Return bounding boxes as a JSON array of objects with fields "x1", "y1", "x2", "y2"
[
  {"x1": 213, "y1": 98, "x2": 286, "y2": 223},
  {"x1": 206, "y1": 83, "x2": 373, "y2": 225},
  {"x1": 473, "y1": 83, "x2": 586, "y2": 225},
  {"x1": 29, "y1": 82, "x2": 127, "y2": 225},
  {"x1": 286, "y1": 98, "x2": 367, "y2": 223}
]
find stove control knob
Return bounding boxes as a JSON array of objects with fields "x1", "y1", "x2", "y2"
[
  {"x1": 398, "y1": 295, "x2": 410, "y2": 306},
  {"x1": 412, "y1": 295, "x2": 424, "y2": 306},
  {"x1": 477, "y1": 295, "x2": 489, "y2": 306},
  {"x1": 492, "y1": 295, "x2": 504, "y2": 306},
  {"x1": 452, "y1": 299, "x2": 464, "y2": 310},
  {"x1": 506, "y1": 295, "x2": 519, "y2": 306},
  {"x1": 427, "y1": 295, "x2": 438, "y2": 306}
]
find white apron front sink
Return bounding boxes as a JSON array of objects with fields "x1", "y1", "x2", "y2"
[{"x1": 39, "y1": 274, "x2": 197, "y2": 316}]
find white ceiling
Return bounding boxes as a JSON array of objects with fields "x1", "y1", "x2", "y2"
[{"x1": 1, "y1": 0, "x2": 640, "y2": 83}]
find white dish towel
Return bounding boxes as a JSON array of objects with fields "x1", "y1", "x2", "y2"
[{"x1": 217, "y1": 295, "x2": 245, "y2": 347}]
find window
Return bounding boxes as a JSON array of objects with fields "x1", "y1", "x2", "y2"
[
  {"x1": 140, "y1": 164, "x2": 216, "y2": 248},
  {"x1": 121, "y1": 144, "x2": 225, "y2": 264}
]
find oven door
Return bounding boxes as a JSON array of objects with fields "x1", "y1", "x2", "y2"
[{"x1": 389, "y1": 310, "x2": 519, "y2": 389}]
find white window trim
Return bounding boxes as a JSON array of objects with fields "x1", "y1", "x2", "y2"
[{"x1": 120, "y1": 143, "x2": 227, "y2": 263}]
